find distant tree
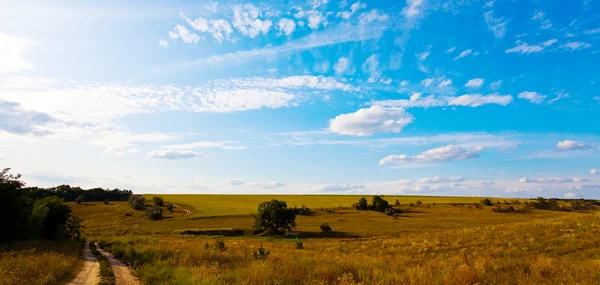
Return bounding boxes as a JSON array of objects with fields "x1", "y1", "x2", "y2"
[
  {"x1": 75, "y1": 196, "x2": 82, "y2": 204},
  {"x1": 66, "y1": 216, "x2": 84, "y2": 241},
  {"x1": 254, "y1": 200, "x2": 296, "y2": 235},
  {"x1": 0, "y1": 168, "x2": 31, "y2": 242},
  {"x1": 319, "y1": 222, "x2": 332, "y2": 232},
  {"x1": 167, "y1": 203, "x2": 174, "y2": 212},
  {"x1": 372, "y1": 196, "x2": 391, "y2": 212},
  {"x1": 415, "y1": 200, "x2": 423, "y2": 206},
  {"x1": 146, "y1": 205, "x2": 163, "y2": 220},
  {"x1": 103, "y1": 199, "x2": 109, "y2": 205},
  {"x1": 128, "y1": 196, "x2": 145, "y2": 210},
  {"x1": 357, "y1": 197, "x2": 368, "y2": 210},
  {"x1": 152, "y1": 196, "x2": 164, "y2": 206},
  {"x1": 395, "y1": 199, "x2": 400, "y2": 206},
  {"x1": 481, "y1": 198, "x2": 493, "y2": 206}
]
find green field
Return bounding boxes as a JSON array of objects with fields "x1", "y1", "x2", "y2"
[{"x1": 147, "y1": 194, "x2": 517, "y2": 217}]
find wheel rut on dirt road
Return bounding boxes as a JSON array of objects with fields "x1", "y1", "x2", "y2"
[
  {"x1": 67, "y1": 243, "x2": 100, "y2": 285},
  {"x1": 96, "y1": 244, "x2": 140, "y2": 285}
]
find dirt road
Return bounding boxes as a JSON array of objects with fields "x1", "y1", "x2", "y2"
[
  {"x1": 96, "y1": 245, "x2": 140, "y2": 285},
  {"x1": 67, "y1": 243, "x2": 100, "y2": 285},
  {"x1": 174, "y1": 204, "x2": 191, "y2": 216}
]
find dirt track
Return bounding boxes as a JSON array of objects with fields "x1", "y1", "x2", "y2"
[
  {"x1": 67, "y1": 243, "x2": 100, "y2": 285},
  {"x1": 96, "y1": 245, "x2": 140, "y2": 285}
]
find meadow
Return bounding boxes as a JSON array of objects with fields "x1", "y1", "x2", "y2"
[{"x1": 66, "y1": 195, "x2": 600, "y2": 285}]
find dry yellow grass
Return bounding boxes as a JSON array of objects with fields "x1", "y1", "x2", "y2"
[{"x1": 0, "y1": 240, "x2": 83, "y2": 285}]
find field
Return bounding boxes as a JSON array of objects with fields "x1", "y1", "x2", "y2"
[{"x1": 66, "y1": 195, "x2": 600, "y2": 284}]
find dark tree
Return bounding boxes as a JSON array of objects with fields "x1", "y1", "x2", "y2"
[
  {"x1": 167, "y1": 203, "x2": 174, "y2": 212},
  {"x1": 146, "y1": 205, "x2": 163, "y2": 220},
  {"x1": 481, "y1": 198, "x2": 493, "y2": 206},
  {"x1": 129, "y1": 196, "x2": 145, "y2": 210},
  {"x1": 357, "y1": 197, "x2": 368, "y2": 210},
  {"x1": 0, "y1": 168, "x2": 31, "y2": 242},
  {"x1": 372, "y1": 195, "x2": 390, "y2": 212},
  {"x1": 152, "y1": 196, "x2": 164, "y2": 206},
  {"x1": 30, "y1": 196, "x2": 72, "y2": 239},
  {"x1": 254, "y1": 200, "x2": 296, "y2": 235}
]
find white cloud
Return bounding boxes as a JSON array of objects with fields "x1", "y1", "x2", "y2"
[
  {"x1": 490, "y1": 80, "x2": 502, "y2": 90},
  {"x1": 227, "y1": 179, "x2": 285, "y2": 188},
  {"x1": 416, "y1": 51, "x2": 430, "y2": 60},
  {"x1": 446, "y1": 47, "x2": 456, "y2": 53},
  {"x1": 227, "y1": 179, "x2": 245, "y2": 185},
  {"x1": 531, "y1": 11, "x2": 552, "y2": 30},
  {"x1": 372, "y1": 94, "x2": 513, "y2": 108},
  {"x1": 309, "y1": 0, "x2": 329, "y2": 9},
  {"x1": 483, "y1": 11, "x2": 509, "y2": 39},
  {"x1": 334, "y1": 57, "x2": 351, "y2": 75},
  {"x1": 329, "y1": 106, "x2": 413, "y2": 136},
  {"x1": 563, "y1": 192, "x2": 579, "y2": 199},
  {"x1": 88, "y1": 131, "x2": 180, "y2": 154},
  {"x1": 402, "y1": 0, "x2": 425, "y2": 19},
  {"x1": 307, "y1": 10, "x2": 326, "y2": 29},
  {"x1": 181, "y1": 13, "x2": 234, "y2": 43},
  {"x1": 362, "y1": 54, "x2": 381, "y2": 82},
  {"x1": 379, "y1": 145, "x2": 479, "y2": 167},
  {"x1": 556, "y1": 140, "x2": 591, "y2": 151},
  {"x1": 591, "y1": 169, "x2": 598, "y2": 175},
  {"x1": 547, "y1": 91, "x2": 570, "y2": 104},
  {"x1": 278, "y1": 18, "x2": 296, "y2": 36},
  {"x1": 520, "y1": 177, "x2": 588, "y2": 184},
  {"x1": 518, "y1": 91, "x2": 547, "y2": 104},
  {"x1": 169, "y1": 25, "x2": 201, "y2": 43},
  {"x1": 465, "y1": 78, "x2": 484, "y2": 89},
  {"x1": 309, "y1": 184, "x2": 364, "y2": 192},
  {"x1": 561, "y1": 42, "x2": 592, "y2": 51},
  {"x1": 162, "y1": 141, "x2": 247, "y2": 150},
  {"x1": 147, "y1": 150, "x2": 202, "y2": 159},
  {"x1": 454, "y1": 49, "x2": 472, "y2": 60},
  {"x1": 158, "y1": 39, "x2": 168, "y2": 48},
  {"x1": 438, "y1": 79, "x2": 452, "y2": 87},
  {"x1": 336, "y1": 2, "x2": 366, "y2": 19},
  {"x1": 505, "y1": 39, "x2": 557, "y2": 54},
  {"x1": 584, "y1": 28, "x2": 600, "y2": 35},
  {"x1": 0, "y1": 32, "x2": 35, "y2": 73},
  {"x1": 232, "y1": 4, "x2": 272, "y2": 38},
  {"x1": 0, "y1": 100, "x2": 55, "y2": 135}
]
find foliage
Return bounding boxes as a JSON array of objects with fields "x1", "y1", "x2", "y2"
[
  {"x1": 409, "y1": 202, "x2": 415, "y2": 207},
  {"x1": 372, "y1": 196, "x2": 391, "y2": 212},
  {"x1": 254, "y1": 200, "x2": 296, "y2": 235},
  {"x1": 415, "y1": 200, "x2": 423, "y2": 206},
  {"x1": 252, "y1": 244, "x2": 270, "y2": 260},
  {"x1": 65, "y1": 216, "x2": 84, "y2": 241},
  {"x1": 395, "y1": 199, "x2": 400, "y2": 206},
  {"x1": 292, "y1": 205, "x2": 312, "y2": 215},
  {"x1": 356, "y1": 197, "x2": 368, "y2": 210},
  {"x1": 0, "y1": 168, "x2": 31, "y2": 242},
  {"x1": 103, "y1": 199, "x2": 109, "y2": 205},
  {"x1": 30, "y1": 197, "x2": 73, "y2": 239},
  {"x1": 167, "y1": 203, "x2": 174, "y2": 212},
  {"x1": 90, "y1": 245, "x2": 116, "y2": 285},
  {"x1": 492, "y1": 205, "x2": 528, "y2": 213},
  {"x1": 215, "y1": 239, "x2": 227, "y2": 252},
  {"x1": 481, "y1": 198, "x2": 494, "y2": 206},
  {"x1": 145, "y1": 205, "x2": 163, "y2": 220},
  {"x1": 152, "y1": 196, "x2": 164, "y2": 206},
  {"x1": 386, "y1": 207, "x2": 402, "y2": 216},
  {"x1": 129, "y1": 195, "x2": 146, "y2": 210},
  {"x1": 294, "y1": 238, "x2": 304, "y2": 249},
  {"x1": 530, "y1": 197, "x2": 561, "y2": 211},
  {"x1": 319, "y1": 222, "x2": 332, "y2": 232},
  {"x1": 75, "y1": 196, "x2": 82, "y2": 204},
  {"x1": 24, "y1": 184, "x2": 132, "y2": 202}
]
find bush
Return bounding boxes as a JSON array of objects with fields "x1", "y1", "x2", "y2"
[
  {"x1": 152, "y1": 196, "x2": 164, "y2": 206},
  {"x1": 530, "y1": 197, "x2": 561, "y2": 211},
  {"x1": 481, "y1": 198, "x2": 494, "y2": 206},
  {"x1": 294, "y1": 238, "x2": 304, "y2": 249},
  {"x1": 103, "y1": 199, "x2": 109, "y2": 205},
  {"x1": 415, "y1": 200, "x2": 422, "y2": 206},
  {"x1": 372, "y1": 196, "x2": 391, "y2": 212},
  {"x1": 473, "y1": 203, "x2": 483, "y2": 209},
  {"x1": 75, "y1": 196, "x2": 82, "y2": 204},
  {"x1": 145, "y1": 205, "x2": 163, "y2": 220},
  {"x1": 386, "y1": 207, "x2": 402, "y2": 216},
  {"x1": 166, "y1": 204, "x2": 174, "y2": 212},
  {"x1": 357, "y1": 197, "x2": 368, "y2": 210},
  {"x1": 215, "y1": 239, "x2": 227, "y2": 252},
  {"x1": 395, "y1": 199, "x2": 400, "y2": 206},
  {"x1": 254, "y1": 200, "x2": 296, "y2": 235},
  {"x1": 319, "y1": 222, "x2": 332, "y2": 232},
  {"x1": 292, "y1": 205, "x2": 312, "y2": 215},
  {"x1": 253, "y1": 244, "x2": 270, "y2": 260},
  {"x1": 30, "y1": 196, "x2": 72, "y2": 239},
  {"x1": 409, "y1": 202, "x2": 415, "y2": 207},
  {"x1": 129, "y1": 196, "x2": 145, "y2": 210}
]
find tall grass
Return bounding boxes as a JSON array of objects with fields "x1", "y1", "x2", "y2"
[
  {"x1": 97, "y1": 212, "x2": 600, "y2": 284},
  {"x1": 0, "y1": 240, "x2": 82, "y2": 285}
]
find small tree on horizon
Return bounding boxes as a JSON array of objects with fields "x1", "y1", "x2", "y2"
[
  {"x1": 254, "y1": 199, "x2": 296, "y2": 235},
  {"x1": 357, "y1": 197, "x2": 368, "y2": 210}
]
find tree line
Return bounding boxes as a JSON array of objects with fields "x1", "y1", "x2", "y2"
[{"x1": 24, "y1": 184, "x2": 133, "y2": 202}]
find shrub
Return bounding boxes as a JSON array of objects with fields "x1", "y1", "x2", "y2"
[
  {"x1": 254, "y1": 200, "x2": 296, "y2": 235},
  {"x1": 166, "y1": 203, "x2": 174, "y2": 212},
  {"x1": 395, "y1": 199, "x2": 400, "y2": 206},
  {"x1": 65, "y1": 216, "x2": 83, "y2": 241},
  {"x1": 203, "y1": 241, "x2": 209, "y2": 249},
  {"x1": 409, "y1": 202, "x2": 415, "y2": 207},
  {"x1": 292, "y1": 205, "x2": 312, "y2": 215},
  {"x1": 481, "y1": 198, "x2": 494, "y2": 206},
  {"x1": 75, "y1": 196, "x2": 82, "y2": 204},
  {"x1": 129, "y1": 196, "x2": 145, "y2": 210},
  {"x1": 372, "y1": 196, "x2": 391, "y2": 212},
  {"x1": 319, "y1": 222, "x2": 332, "y2": 232},
  {"x1": 530, "y1": 197, "x2": 560, "y2": 211},
  {"x1": 145, "y1": 205, "x2": 163, "y2": 220},
  {"x1": 152, "y1": 196, "x2": 164, "y2": 206},
  {"x1": 30, "y1": 196, "x2": 72, "y2": 239},
  {"x1": 103, "y1": 199, "x2": 109, "y2": 205},
  {"x1": 253, "y1": 244, "x2": 270, "y2": 260},
  {"x1": 357, "y1": 197, "x2": 368, "y2": 210},
  {"x1": 294, "y1": 238, "x2": 304, "y2": 249},
  {"x1": 415, "y1": 200, "x2": 422, "y2": 206},
  {"x1": 386, "y1": 207, "x2": 402, "y2": 216},
  {"x1": 215, "y1": 239, "x2": 227, "y2": 252},
  {"x1": 473, "y1": 203, "x2": 484, "y2": 209}
]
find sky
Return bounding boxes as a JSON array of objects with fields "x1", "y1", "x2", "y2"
[{"x1": 0, "y1": 0, "x2": 599, "y2": 198}]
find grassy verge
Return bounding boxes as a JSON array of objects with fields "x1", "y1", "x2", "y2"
[
  {"x1": 90, "y1": 245, "x2": 115, "y2": 285},
  {"x1": 0, "y1": 240, "x2": 82, "y2": 285}
]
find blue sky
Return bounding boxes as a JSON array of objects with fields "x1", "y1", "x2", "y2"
[{"x1": 1, "y1": 0, "x2": 599, "y2": 198}]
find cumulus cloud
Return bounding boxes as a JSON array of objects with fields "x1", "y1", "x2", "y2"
[
  {"x1": 454, "y1": 49, "x2": 472, "y2": 60},
  {"x1": 336, "y1": 2, "x2": 367, "y2": 19},
  {"x1": 278, "y1": 18, "x2": 296, "y2": 36},
  {"x1": 556, "y1": 140, "x2": 591, "y2": 151},
  {"x1": 465, "y1": 78, "x2": 484, "y2": 89},
  {"x1": 372, "y1": 94, "x2": 513, "y2": 108},
  {"x1": 307, "y1": 10, "x2": 326, "y2": 29},
  {"x1": 333, "y1": 57, "x2": 351, "y2": 75},
  {"x1": 483, "y1": 10, "x2": 508, "y2": 39},
  {"x1": 0, "y1": 32, "x2": 35, "y2": 74},
  {"x1": 0, "y1": 100, "x2": 55, "y2": 135},
  {"x1": 505, "y1": 39, "x2": 557, "y2": 54},
  {"x1": 147, "y1": 150, "x2": 202, "y2": 159},
  {"x1": 591, "y1": 169, "x2": 598, "y2": 175},
  {"x1": 329, "y1": 106, "x2": 413, "y2": 136},
  {"x1": 531, "y1": 11, "x2": 552, "y2": 30},
  {"x1": 232, "y1": 4, "x2": 272, "y2": 38},
  {"x1": 518, "y1": 91, "x2": 546, "y2": 104},
  {"x1": 181, "y1": 13, "x2": 234, "y2": 43},
  {"x1": 158, "y1": 39, "x2": 168, "y2": 48},
  {"x1": 309, "y1": 184, "x2": 364, "y2": 192},
  {"x1": 169, "y1": 25, "x2": 202, "y2": 43},
  {"x1": 561, "y1": 42, "x2": 592, "y2": 51},
  {"x1": 379, "y1": 145, "x2": 479, "y2": 167}
]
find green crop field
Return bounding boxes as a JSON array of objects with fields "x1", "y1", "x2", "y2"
[{"x1": 146, "y1": 194, "x2": 518, "y2": 217}]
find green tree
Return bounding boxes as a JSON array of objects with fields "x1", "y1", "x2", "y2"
[
  {"x1": 152, "y1": 196, "x2": 164, "y2": 206},
  {"x1": 146, "y1": 205, "x2": 163, "y2": 220},
  {"x1": 372, "y1": 196, "x2": 390, "y2": 212},
  {"x1": 254, "y1": 200, "x2": 296, "y2": 235},
  {"x1": 30, "y1": 196, "x2": 72, "y2": 239},
  {"x1": 357, "y1": 197, "x2": 368, "y2": 210},
  {"x1": 0, "y1": 168, "x2": 31, "y2": 242}
]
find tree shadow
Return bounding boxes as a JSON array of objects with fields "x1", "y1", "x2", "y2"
[{"x1": 287, "y1": 231, "x2": 361, "y2": 239}]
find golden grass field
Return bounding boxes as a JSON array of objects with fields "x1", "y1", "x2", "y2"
[{"x1": 61, "y1": 195, "x2": 600, "y2": 285}]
